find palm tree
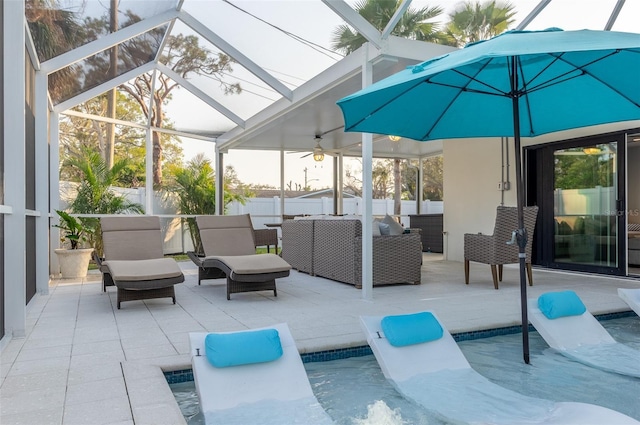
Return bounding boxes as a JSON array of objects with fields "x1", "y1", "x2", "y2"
[
  {"x1": 168, "y1": 155, "x2": 251, "y2": 254},
  {"x1": 65, "y1": 147, "x2": 144, "y2": 255},
  {"x1": 331, "y1": 0, "x2": 445, "y2": 54},
  {"x1": 26, "y1": 0, "x2": 86, "y2": 102},
  {"x1": 444, "y1": 0, "x2": 516, "y2": 47},
  {"x1": 332, "y1": 1, "x2": 446, "y2": 215}
]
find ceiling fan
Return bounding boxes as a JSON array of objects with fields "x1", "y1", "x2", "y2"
[
  {"x1": 287, "y1": 126, "x2": 343, "y2": 161},
  {"x1": 298, "y1": 135, "x2": 325, "y2": 162}
]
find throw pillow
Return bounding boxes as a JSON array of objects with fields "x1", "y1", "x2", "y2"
[
  {"x1": 382, "y1": 214, "x2": 404, "y2": 235},
  {"x1": 378, "y1": 222, "x2": 391, "y2": 235},
  {"x1": 205, "y1": 328, "x2": 283, "y2": 368},
  {"x1": 538, "y1": 290, "x2": 586, "y2": 319},
  {"x1": 372, "y1": 219, "x2": 382, "y2": 236},
  {"x1": 381, "y1": 312, "x2": 444, "y2": 347}
]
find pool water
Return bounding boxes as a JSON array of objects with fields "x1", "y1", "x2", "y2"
[{"x1": 171, "y1": 316, "x2": 640, "y2": 425}]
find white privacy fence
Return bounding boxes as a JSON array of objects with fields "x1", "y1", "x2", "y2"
[
  {"x1": 228, "y1": 197, "x2": 444, "y2": 229},
  {"x1": 58, "y1": 182, "x2": 443, "y2": 254},
  {"x1": 554, "y1": 186, "x2": 616, "y2": 216}
]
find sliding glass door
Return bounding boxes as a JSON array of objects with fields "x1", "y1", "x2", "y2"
[
  {"x1": 527, "y1": 131, "x2": 627, "y2": 275},
  {"x1": 553, "y1": 142, "x2": 619, "y2": 268}
]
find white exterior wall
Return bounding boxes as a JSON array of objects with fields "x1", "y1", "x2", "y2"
[
  {"x1": 443, "y1": 137, "x2": 518, "y2": 262},
  {"x1": 442, "y1": 122, "x2": 640, "y2": 262}
]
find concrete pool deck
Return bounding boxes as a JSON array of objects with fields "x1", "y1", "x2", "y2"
[{"x1": 1, "y1": 255, "x2": 639, "y2": 425}]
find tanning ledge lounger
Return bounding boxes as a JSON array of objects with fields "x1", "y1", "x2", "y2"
[
  {"x1": 189, "y1": 323, "x2": 334, "y2": 425},
  {"x1": 528, "y1": 290, "x2": 640, "y2": 378},
  {"x1": 618, "y1": 287, "x2": 640, "y2": 317},
  {"x1": 360, "y1": 311, "x2": 639, "y2": 425}
]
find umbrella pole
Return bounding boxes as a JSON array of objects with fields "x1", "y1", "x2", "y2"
[{"x1": 510, "y1": 56, "x2": 530, "y2": 364}]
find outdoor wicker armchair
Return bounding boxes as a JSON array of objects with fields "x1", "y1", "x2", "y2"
[{"x1": 464, "y1": 206, "x2": 539, "y2": 289}]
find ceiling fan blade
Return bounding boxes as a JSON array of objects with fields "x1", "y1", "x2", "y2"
[{"x1": 300, "y1": 153, "x2": 312, "y2": 158}]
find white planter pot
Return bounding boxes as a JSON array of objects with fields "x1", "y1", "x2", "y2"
[{"x1": 54, "y1": 248, "x2": 94, "y2": 279}]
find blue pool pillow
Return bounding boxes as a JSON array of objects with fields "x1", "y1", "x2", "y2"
[
  {"x1": 381, "y1": 312, "x2": 443, "y2": 347},
  {"x1": 205, "y1": 328, "x2": 283, "y2": 368},
  {"x1": 538, "y1": 291, "x2": 586, "y2": 319}
]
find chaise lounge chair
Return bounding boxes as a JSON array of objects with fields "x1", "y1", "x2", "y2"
[
  {"x1": 360, "y1": 311, "x2": 638, "y2": 424},
  {"x1": 528, "y1": 290, "x2": 640, "y2": 378},
  {"x1": 618, "y1": 287, "x2": 640, "y2": 317},
  {"x1": 189, "y1": 324, "x2": 334, "y2": 425},
  {"x1": 97, "y1": 216, "x2": 184, "y2": 309},
  {"x1": 187, "y1": 214, "x2": 291, "y2": 300}
]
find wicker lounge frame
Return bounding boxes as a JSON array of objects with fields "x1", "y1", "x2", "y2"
[
  {"x1": 464, "y1": 206, "x2": 539, "y2": 289},
  {"x1": 98, "y1": 216, "x2": 184, "y2": 309},
  {"x1": 187, "y1": 214, "x2": 291, "y2": 300}
]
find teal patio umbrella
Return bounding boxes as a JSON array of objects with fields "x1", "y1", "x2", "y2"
[{"x1": 337, "y1": 28, "x2": 640, "y2": 363}]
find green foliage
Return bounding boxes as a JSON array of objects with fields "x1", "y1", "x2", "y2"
[
  {"x1": 554, "y1": 151, "x2": 614, "y2": 190},
  {"x1": 53, "y1": 210, "x2": 88, "y2": 249},
  {"x1": 167, "y1": 155, "x2": 251, "y2": 253},
  {"x1": 444, "y1": 1, "x2": 516, "y2": 47},
  {"x1": 60, "y1": 91, "x2": 184, "y2": 188},
  {"x1": 64, "y1": 147, "x2": 144, "y2": 255},
  {"x1": 26, "y1": 0, "x2": 86, "y2": 101},
  {"x1": 331, "y1": 0, "x2": 446, "y2": 54}
]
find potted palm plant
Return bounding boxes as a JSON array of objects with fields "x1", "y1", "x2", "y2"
[{"x1": 53, "y1": 210, "x2": 94, "y2": 278}]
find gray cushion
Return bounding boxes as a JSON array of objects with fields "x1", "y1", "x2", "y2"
[
  {"x1": 206, "y1": 254, "x2": 291, "y2": 275},
  {"x1": 382, "y1": 214, "x2": 404, "y2": 235},
  {"x1": 101, "y1": 217, "x2": 165, "y2": 260},
  {"x1": 197, "y1": 215, "x2": 257, "y2": 256},
  {"x1": 372, "y1": 219, "x2": 382, "y2": 236},
  {"x1": 104, "y1": 258, "x2": 183, "y2": 281}
]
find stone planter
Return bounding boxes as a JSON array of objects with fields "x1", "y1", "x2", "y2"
[{"x1": 54, "y1": 248, "x2": 94, "y2": 279}]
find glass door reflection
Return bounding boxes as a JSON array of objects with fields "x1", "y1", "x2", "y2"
[{"x1": 553, "y1": 143, "x2": 618, "y2": 267}]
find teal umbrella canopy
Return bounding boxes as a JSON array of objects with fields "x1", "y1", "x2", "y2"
[
  {"x1": 338, "y1": 28, "x2": 640, "y2": 141},
  {"x1": 337, "y1": 28, "x2": 640, "y2": 364}
]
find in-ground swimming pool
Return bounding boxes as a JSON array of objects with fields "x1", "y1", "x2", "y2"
[{"x1": 171, "y1": 315, "x2": 640, "y2": 424}]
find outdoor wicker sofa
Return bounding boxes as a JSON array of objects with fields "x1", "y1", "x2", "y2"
[{"x1": 282, "y1": 217, "x2": 422, "y2": 288}]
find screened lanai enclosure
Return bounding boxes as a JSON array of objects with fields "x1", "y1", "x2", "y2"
[{"x1": 2, "y1": 0, "x2": 639, "y2": 345}]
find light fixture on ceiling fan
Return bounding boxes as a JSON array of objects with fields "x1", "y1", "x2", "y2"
[{"x1": 312, "y1": 135, "x2": 324, "y2": 162}]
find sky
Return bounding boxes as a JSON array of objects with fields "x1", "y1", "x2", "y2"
[{"x1": 166, "y1": 0, "x2": 640, "y2": 189}]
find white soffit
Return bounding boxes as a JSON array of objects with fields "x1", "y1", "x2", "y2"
[{"x1": 216, "y1": 36, "x2": 456, "y2": 158}]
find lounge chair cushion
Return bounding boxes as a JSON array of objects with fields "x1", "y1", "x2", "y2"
[
  {"x1": 206, "y1": 254, "x2": 291, "y2": 274},
  {"x1": 204, "y1": 329, "x2": 283, "y2": 368},
  {"x1": 104, "y1": 258, "x2": 183, "y2": 281},
  {"x1": 381, "y1": 312, "x2": 443, "y2": 347},
  {"x1": 538, "y1": 290, "x2": 586, "y2": 319}
]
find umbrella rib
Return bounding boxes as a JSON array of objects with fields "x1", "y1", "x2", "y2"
[
  {"x1": 524, "y1": 50, "x2": 639, "y2": 108},
  {"x1": 345, "y1": 79, "x2": 427, "y2": 131},
  {"x1": 553, "y1": 50, "x2": 640, "y2": 108},
  {"x1": 420, "y1": 59, "x2": 507, "y2": 140},
  {"x1": 515, "y1": 56, "x2": 535, "y2": 137}
]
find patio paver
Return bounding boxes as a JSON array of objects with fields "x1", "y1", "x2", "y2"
[{"x1": 1, "y1": 255, "x2": 638, "y2": 425}]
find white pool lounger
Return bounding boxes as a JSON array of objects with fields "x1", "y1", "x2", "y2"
[
  {"x1": 528, "y1": 291, "x2": 640, "y2": 378},
  {"x1": 618, "y1": 287, "x2": 640, "y2": 317},
  {"x1": 189, "y1": 324, "x2": 334, "y2": 425},
  {"x1": 360, "y1": 312, "x2": 639, "y2": 425}
]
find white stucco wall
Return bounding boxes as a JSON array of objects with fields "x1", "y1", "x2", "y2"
[
  {"x1": 442, "y1": 122, "x2": 640, "y2": 262},
  {"x1": 443, "y1": 137, "x2": 518, "y2": 262}
]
